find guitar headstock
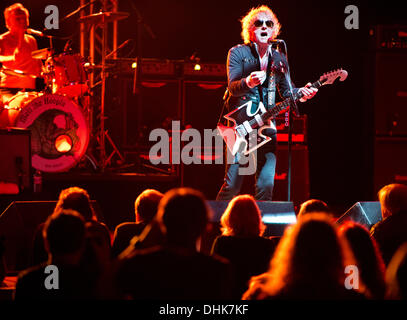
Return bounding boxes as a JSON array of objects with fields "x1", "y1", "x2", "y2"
[{"x1": 319, "y1": 68, "x2": 348, "y2": 85}]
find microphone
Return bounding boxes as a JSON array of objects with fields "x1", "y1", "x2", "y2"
[
  {"x1": 269, "y1": 39, "x2": 284, "y2": 44},
  {"x1": 27, "y1": 28, "x2": 45, "y2": 37}
]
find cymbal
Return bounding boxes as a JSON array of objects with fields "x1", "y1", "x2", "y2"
[
  {"x1": 0, "y1": 67, "x2": 37, "y2": 78},
  {"x1": 31, "y1": 48, "x2": 51, "y2": 60},
  {"x1": 78, "y1": 11, "x2": 129, "y2": 25}
]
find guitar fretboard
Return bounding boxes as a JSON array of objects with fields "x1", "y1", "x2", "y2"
[{"x1": 257, "y1": 79, "x2": 322, "y2": 125}]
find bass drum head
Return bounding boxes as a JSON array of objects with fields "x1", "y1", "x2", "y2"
[
  {"x1": 15, "y1": 94, "x2": 89, "y2": 172},
  {"x1": 0, "y1": 91, "x2": 40, "y2": 128}
]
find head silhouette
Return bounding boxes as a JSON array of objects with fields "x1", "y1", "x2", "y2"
[
  {"x1": 43, "y1": 209, "x2": 86, "y2": 258},
  {"x1": 156, "y1": 188, "x2": 210, "y2": 248},
  {"x1": 338, "y1": 221, "x2": 386, "y2": 299},
  {"x1": 55, "y1": 187, "x2": 96, "y2": 221},
  {"x1": 134, "y1": 189, "x2": 163, "y2": 223},
  {"x1": 297, "y1": 199, "x2": 330, "y2": 220},
  {"x1": 378, "y1": 183, "x2": 407, "y2": 219},
  {"x1": 221, "y1": 194, "x2": 265, "y2": 237},
  {"x1": 264, "y1": 213, "x2": 353, "y2": 296}
]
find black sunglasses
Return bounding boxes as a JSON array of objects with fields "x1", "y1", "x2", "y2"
[{"x1": 253, "y1": 20, "x2": 274, "y2": 28}]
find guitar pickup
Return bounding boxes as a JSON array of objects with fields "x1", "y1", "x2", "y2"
[{"x1": 236, "y1": 125, "x2": 247, "y2": 137}]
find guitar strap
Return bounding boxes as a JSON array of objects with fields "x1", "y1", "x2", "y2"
[{"x1": 267, "y1": 51, "x2": 276, "y2": 110}]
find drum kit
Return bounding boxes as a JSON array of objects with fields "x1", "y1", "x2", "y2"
[{"x1": 0, "y1": 9, "x2": 130, "y2": 174}]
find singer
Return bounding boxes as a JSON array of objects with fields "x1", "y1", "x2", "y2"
[
  {"x1": 0, "y1": 2, "x2": 42, "y2": 103},
  {"x1": 216, "y1": 5, "x2": 318, "y2": 201}
]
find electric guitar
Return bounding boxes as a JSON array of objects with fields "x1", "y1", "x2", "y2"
[{"x1": 217, "y1": 69, "x2": 348, "y2": 156}]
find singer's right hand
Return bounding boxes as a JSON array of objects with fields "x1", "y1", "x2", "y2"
[{"x1": 246, "y1": 70, "x2": 266, "y2": 88}]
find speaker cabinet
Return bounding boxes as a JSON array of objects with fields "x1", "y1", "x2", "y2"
[
  {"x1": 374, "y1": 137, "x2": 407, "y2": 192},
  {"x1": 0, "y1": 200, "x2": 103, "y2": 272},
  {"x1": 336, "y1": 201, "x2": 382, "y2": 228},
  {"x1": 0, "y1": 128, "x2": 31, "y2": 193},
  {"x1": 374, "y1": 52, "x2": 407, "y2": 135},
  {"x1": 273, "y1": 144, "x2": 310, "y2": 206},
  {"x1": 179, "y1": 80, "x2": 227, "y2": 199},
  {"x1": 105, "y1": 77, "x2": 182, "y2": 150},
  {"x1": 183, "y1": 81, "x2": 227, "y2": 134}
]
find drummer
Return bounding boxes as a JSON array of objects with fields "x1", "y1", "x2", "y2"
[{"x1": 0, "y1": 3, "x2": 42, "y2": 105}]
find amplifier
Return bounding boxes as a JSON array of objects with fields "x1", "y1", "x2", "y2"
[
  {"x1": 140, "y1": 58, "x2": 180, "y2": 77},
  {"x1": 106, "y1": 58, "x2": 180, "y2": 77},
  {"x1": 0, "y1": 128, "x2": 31, "y2": 194},
  {"x1": 106, "y1": 58, "x2": 226, "y2": 79},
  {"x1": 370, "y1": 25, "x2": 407, "y2": 50},
  {"x1": 183, "y1": 62, "x2": 226, "y2": 79},
  {"x1": 275, "y1": 115, "x2": 307, "y2": 143}
]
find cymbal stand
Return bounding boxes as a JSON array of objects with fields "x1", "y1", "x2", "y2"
[{"x1": 97, "y1": 9, "x2": 125, "y2": 172}]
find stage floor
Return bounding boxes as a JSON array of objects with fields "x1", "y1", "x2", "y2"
[{"x1": 0, "y1": 169, "x2": 180, "y2": 231}]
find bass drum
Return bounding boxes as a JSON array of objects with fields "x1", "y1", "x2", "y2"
[
  {"x1": 14, "y1": 94, "x2": 89, "y2": 172},
  {"x1": 0, "y1": 91, "x2": 40, "y2": 128}
]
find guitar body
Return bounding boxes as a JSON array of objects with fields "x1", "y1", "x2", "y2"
[
  {"x1": 217, "y1": 69, "x2": 348, "y2": 156},
  {"x1": 217, "y1": 100, "x2": 276, "y2": 156}
]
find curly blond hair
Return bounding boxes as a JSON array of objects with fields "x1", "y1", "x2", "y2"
[{"x1": 240, "y1": 5, "x2": 281, "y2": 44}]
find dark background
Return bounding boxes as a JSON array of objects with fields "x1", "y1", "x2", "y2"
[{"x1": 1, "y1": 0, "x2": 407, "y2": 211}]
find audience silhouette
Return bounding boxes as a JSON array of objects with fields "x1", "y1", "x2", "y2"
[
  {"x1": 297, "y1": 199, "x2": 332, "y2": 220},
  {"x1": 386, "y1": 242, "x2": 407, "y2": 299},
  {"x1": 243, "y1": 213, "x2": 364, "y2": 300},
  {"x1": 14, "y1": 210, "x2": 94, "y2": 299},
  {"x1": 370, "y1": 183, "x2": 407, "y2": 265},
  {"x1": 31, "y1": 187, "x2": 110, "y2": 266},
  {"x1": 0, "y1": 180, "x2": 405, "y2": 301},
  {"x1": 112, "y1": 189, "x2": 163, "y2": 257},
  {"x1": 115, "y1": 188, "x2": 232, "y2": 299},
  {"x1": 339, "y1": 221, "x2": 386, "y2": 299},
  {"x1": 211, "y1": 195, "x2": 277, "y2": 298}
]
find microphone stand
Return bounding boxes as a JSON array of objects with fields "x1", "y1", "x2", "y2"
[
  {"x1": 58, "y1": 0, "x2": 100, "y2": 25},
  {"x1": 276, "y1": 40, "x2": 298, "y2": 202}
]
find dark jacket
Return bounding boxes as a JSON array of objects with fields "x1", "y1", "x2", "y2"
[
  {"x1": 211, "y1": 235, "x2": 277, "y2": 299},
  {"x1": 370, "y1": 211, "x2": 407, "y2": 265},
  {"x1": 225, "y1": 42, "x2": 299, "y2": 114},
  {"x1": 116, "y1": 245, "x2": 233, "y2": 300}
]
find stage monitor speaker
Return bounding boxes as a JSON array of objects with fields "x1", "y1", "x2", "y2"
[
  {"x1": 183, "y1": 81, "x2": 227, "y2": 135},
  {"x1": 0, "y1": 200, "x2": 103, "y2": 272},
  {"x1": 374, "y1": 137, "x2": 407, "y2": 193},
  {"x1": 336, "y1": 201, "x2": 382, "y2": 228},
  {"x1": 207, "y1": 200, "x2": 296, "y2": 237},
  {"x1": 0, "y1": 128, "x2": 31, "y2": 194},
  {"x1": 374, "y1": 52, "x2": 407, "y2": 135},
  {"x1": 273, "y1": 144, "x2": 310, "y2": 206},
  {"x1": 105, "y1": 76, "x2": 181, "y2": 150}
]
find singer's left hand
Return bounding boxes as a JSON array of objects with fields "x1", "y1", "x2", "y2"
[{"x1": 299, "y1": 83, "x2": 318, "y2": 102}]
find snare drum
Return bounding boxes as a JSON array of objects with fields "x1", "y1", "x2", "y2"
[{"x1": 47, "y1": 53, "x2": 88, "y2": 97}]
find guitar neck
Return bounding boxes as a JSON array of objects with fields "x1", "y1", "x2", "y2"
[{"x1": 264, "y1": 79, "x2": 323, "y2": 119}]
